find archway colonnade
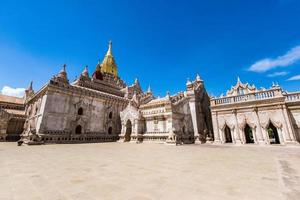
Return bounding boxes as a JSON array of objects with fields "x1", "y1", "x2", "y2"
[{"x1": 219, "y1": 121, "x2": 283, "y2": 145}]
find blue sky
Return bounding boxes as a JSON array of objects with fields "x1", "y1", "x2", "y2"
[{"x1": 0, "y1": 0, "x2": 300, "y2": 97}]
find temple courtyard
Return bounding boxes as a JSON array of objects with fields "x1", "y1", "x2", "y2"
[{"x1": 0, "y1": 143, "x2": 300, "y2": 200}]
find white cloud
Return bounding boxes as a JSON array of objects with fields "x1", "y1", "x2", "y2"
[
  {"x1": 249, "y1": 45, "x2": 300, "y2": 72},
  {"x1": 267, "y1": 71, "x2": 289, "y2": 77},
  {"x1": 1, "y1": 86, "x2": 25, "y2": 97},
  {"x1": 287, "y1": 75, "x2": 300, "y2": 81}
]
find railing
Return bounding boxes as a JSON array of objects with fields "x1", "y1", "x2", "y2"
[
  {"x1": 212, "y1": 89, "x2": 281, "y2": 105},
  {"x1": 284, "y1": 92, "x2": 300, "y2": 102}
]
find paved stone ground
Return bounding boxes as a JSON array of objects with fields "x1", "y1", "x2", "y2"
[{"x1": 0, "y1": 142, "x2": 300, "y2": 200}]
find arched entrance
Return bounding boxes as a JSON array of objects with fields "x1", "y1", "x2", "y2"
[
  {"x1": 224, "y1": 125, "x2": 232, "y2": 143},
  {"x1": 75, "y1": 125, "x2": 82, "y2": 134},
  {"x1": 267, "y1": 122, "x2": 280, "y2": 144},
  {"x1": 125, "y1": 120, "x2": 132, "y2": 142},
  {"x1": 244, "y1": 124, "x2": 254, "y2": 143}
]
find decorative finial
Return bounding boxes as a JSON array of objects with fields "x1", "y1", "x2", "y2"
[
  {"x1": 272, "y1": 81, "x2": 276, "y2": 87},
  {"x1": 147, "y1": 85, "x2": 152, "y2": 93},
  {"x1": 57, "y1": 64, "x2": 67, "y2": 79},
  {"x1": 166, "y1": 91, "x2": 170, "y2": 98},
  {"x1": 107, "y1": 40, "x2": 112, "y2": 56},
  {"x1": 134, "y1": 78, "x2": 139, "y2": 84},
  {"x1": 237, "y1": 76, "x2": 241, "y2": 83},
  {"x1": 28, "y1": 81, "x2": 33, "y2": 90},
  {"x1": 62, "y1": 64, "x2": 66, "y2": 72},
  {"x1": 196, "y1": 74, "x2": 202, "y2": 82},
  {"x1": 186, "y1": 78, "x2": 192, "y2": 85},
  {"x1": 25, "y1": 81, "x2": 34, "y2": 98},
  {"x1": 82, "y1": 65, "x2": 89, "y2": 77}
]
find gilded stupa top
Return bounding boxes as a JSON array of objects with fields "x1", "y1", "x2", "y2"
[{"x1": 100, "y1": 40, "x2": 118, "y2": 76}]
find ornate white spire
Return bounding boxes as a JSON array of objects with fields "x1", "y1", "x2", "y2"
[
  {"x1": 134, "y1": 78, "x2": 139, "y2": 85},
  {"x1": 147, "y1": 85, "x2": 152, "y2": 93},
  {"x1": 166, "y1": 91, "x2": 170, "y2": 99},
  {"x1": 196, "y1": 74, "x2": 202, "y2": 82},
  {"x1": 237, "y1": 76, "x2": 241, "y2": 84},
  {"x1": 186, "y1": 78, "x2": 192, "y2": 85}
]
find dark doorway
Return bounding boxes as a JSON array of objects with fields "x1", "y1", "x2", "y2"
[
  {"x1": 6, "y1": 118, "x2": 25, "y2": 141},
  {"x1": 125, "y1": 120, "x2": 132, "y2": 142},
  {"x1": 267, "y1": 122, "x2": 280, "y2": 144},
  {"x1": 224, "y1": 125, "x2": 232, "y2": 143},
  {"x1": 108, "y1": 127, "x2": 112, "y2": 134},
  {"x1": 75, "y1": 125, "x2": 82, "y2": 134},
  {"x1": 244, "y1": 124, "x2": 254, "y2": 143}
]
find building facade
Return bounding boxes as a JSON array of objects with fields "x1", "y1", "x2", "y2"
[
  {"x1": 0, "y1": 41, "x2": 299, "y2": 145},
  {"x1": 210, "y1": 78, "x2": 300, "y2": 145},
  {"x1": 20, "y1": 42, "x2": 212, "y2": 145},
  {"x1": 0, "y1": 93, "x2": 26, "y2": 141}
]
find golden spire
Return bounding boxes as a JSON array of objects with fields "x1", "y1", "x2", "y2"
[{"x1": 100, "y1": 40, "x2": 118, "y2": 76}]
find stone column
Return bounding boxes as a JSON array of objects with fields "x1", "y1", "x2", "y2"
[
  {"x1": 281, "y1": 105, "x2": 297, "y2": 144},
  {"x1": 253, "y1": 107, "x2": 265, "y2": 144},
  {"x1": 233, "y1": 109, "x2": 242, "y2": 144},
  {"x1": 278, "y1": 127, "x2": 285, "y2": 145},
  {"x1": 262, "y1": 128, "x2": 270, "y2": 144},
  {"x1": 230, "y1": 127, "x2": 236, "y2": 144},
  {"x1": 212, "y1": 111, "x2": 221, "y2": 144},
  {"x1": 219, "y1": 128, "x2": 224, "y2": 144},
  {"x1": 188, "y1": 98, "x2": 200, "y2": 143},
  {"x1": 118, "y1": 121, "x2": 126, "y2": 142}
]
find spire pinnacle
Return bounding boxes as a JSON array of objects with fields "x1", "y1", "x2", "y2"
[
  {"x1": 25, "y1": 81, "x2": 34, "y2": 99},
  {"x1": 186, "y1": 78, "x2": 192, "y2": 85},
  {"x1": 237, "y1": 76, "x2": 241, "y2": 83},
  {"x1": 28, "y1": 81, "x2": 33, "y2": 91},
  {"x1": 82, "y1": 65, "x2": 89, "y2": 78},
  {"x1": 107, "y1": 40, "x2": 113, "y2": 56},
  {"x1": 147, "y1": 85, "x2": 152, "y2": 93},
  {"x1": 196, "y1": 74, "x2": 202, "y2": 82},
  {"x1": 57, "y1": 64, "x2": 68, "y2": 81}
]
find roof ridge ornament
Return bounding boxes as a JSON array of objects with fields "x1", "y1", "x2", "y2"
[{"x1": 81, "y1": 65, "x2": 89, "y2": 78}]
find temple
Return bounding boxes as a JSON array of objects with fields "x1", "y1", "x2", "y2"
[{"x1": 0, "y1": 41, "x2": 299, "y2": 145}]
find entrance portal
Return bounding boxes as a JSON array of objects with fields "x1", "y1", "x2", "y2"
[
  {"x1": 75, "y1": 125, "x2": 82, "y2": 134},
  {"x1": 125, "y1": 120, "x2": 132, "y2": 142},
  {"x1": 267, "y1": 122, "x2": 280, "y2": 144},
  {"x1": 244, "y1": 124, "x2": 254, "y2": 143},
  {"x1": 6, "y1": 118, "x2": 25, "y2": 141},
  {"x1": 224, "y1": 125, "x2": 232, "y2": 143}
]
